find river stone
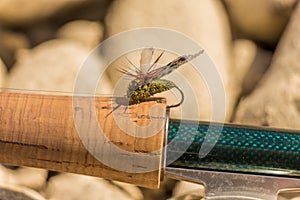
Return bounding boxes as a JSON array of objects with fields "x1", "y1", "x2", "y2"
[
  {"x1": 0, "y1": 185, "x2": 45, "y2": 200},
  {"x1": 232, "y1": 39, "x2": 257, "y2": 92},
  {"x1": 45, "y1": 173, "x2": 143, "y2": 200},
  {"x1": 234, "y1": 3, "x2": 300, "y2": 129},
  {"x1": 57, "y1": 20, "x2": 104, "y2": 50},
  {"x1": 171, "y1": 181, "x2": 205, "y2": 200},
  {"x1": 0, "y1": 29, "x2": 30, "y2": 69},
  {"x1": 7, "y1": 39, "x2": 112, "y2": 94},
  {"x1": 0, "y1": 0, "x2": 83, "y2": 26},
  {"x1": 0, "y1": 59, "x2": 7, "y2": 88},
  {"x1": 224, "y1": 0, "x2": 297, "y2": 47},
  {"x1": 233, "y1": 39, "x2": 273, "y2": 98},
  {"x1": 0, "y1": 165, "x2": 47, "y2": 191},
  {"x1": 105, "y1": 0, "x2": 236, "y2": 121}
]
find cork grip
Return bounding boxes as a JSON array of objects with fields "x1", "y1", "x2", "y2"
[{"x1": 0, "y1": 92, "x2": 166, "y2": 188}]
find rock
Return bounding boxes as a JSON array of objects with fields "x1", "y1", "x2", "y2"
[
  {"x1": 142, "y1": 179, "x2": 177, "y2": 200},
  {"x1": 240, "y1": 46, "x2": 273, "y2": 97},
  {"x1": 0, "y1": 0, "x2": 83, "y2": 27},
  {"x1": 234, "y1": 3, "x2": 300, "y2": 129},
  {"x1": 278, "y1": 191, "x2": 300, "y2": 200},
  {"x1": 44, "y1": 173, "x2": 143, "y2": 200},
  {"x1": 57, "y1": 20, "x2": 104, "y2": 50},
  {"x1": 232, "y1": 39, "x2": 257, "y2": 88},
  {"x1": 171, "y1": 181, "x2": 205, "y2": 200},
  {"x1": 0, "y1": 29, "x2": 30, "y2": 69},
  {"x1": 105, "y1": 0, "x2": 237, "y2": 121},
  {"x1": 0, "y1": 165, "x2": 47, "y2": 190},
  {"x1": 224, "y1": 0, "x2": 297, "y2": 47},
  {"x1": 25, "y1": 22, "x2": 57, "y2": 46},
  {"x1": 232, "y1": 39, "x2": 273, "y2": 97},
  {"x1": 0, "y1": 184, "x2": 45, "y2": 200},
  {"x1": 0, "y1": 59, "x2": 7, "y2": 88},
  {"x1": 7, "y1": 39, "x2": 112, "y2": 94}
]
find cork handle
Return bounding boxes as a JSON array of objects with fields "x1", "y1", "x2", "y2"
[{"x1": 0, "y1": 92, "x2": 166, "y2": 188}]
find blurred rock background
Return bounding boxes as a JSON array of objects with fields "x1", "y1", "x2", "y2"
[{"x1": 0, "y1": 0, "x2": 299, "y2": 199}]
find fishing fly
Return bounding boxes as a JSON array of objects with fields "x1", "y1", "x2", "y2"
[{"x1": 108, "y1": 48, "x2": 204, "y2": 116}]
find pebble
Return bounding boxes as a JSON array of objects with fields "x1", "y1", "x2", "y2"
[
  {"x1": 0, "y1": 0, "x2": 82, "y2": 26},
  {"x1": 0, "y1": 29, "x2": 30, "y2": 69},
  {"x1": 224, "y1": 0, "x2": 297, "y2": 47},
  {"x1": 0, "y1": 165, "x2": 47, "y2": 191},
  {"x1": 171, "y1": 181, "x2": 205, "y2": 200},
  {"x1": 6, "y1": 39, "x2": 112, "y2": 94},
  {"x1": 0, "y1": 59, "x2": 7, "y2": 88},
  {"x1": 57, "y1": 20, "x2": 104, "y2": 50},
  {"x1": 234, "y1": 3, "x2": 300, "y2": 129},
  {"x1": 44, "y1": 173, "x2": 143, "y2": 200},
  {"x1": 232, "y1": 39, "x2": 273, "y2": 98}
]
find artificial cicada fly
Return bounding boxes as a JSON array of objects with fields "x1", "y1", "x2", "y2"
[{"x1": 108, "y1": 48, "x2": 204, "y2": 116}]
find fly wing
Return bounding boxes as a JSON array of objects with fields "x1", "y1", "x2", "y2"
[
  {"x1": 145, "y1": 50, "x2": 204, "y2": 83},
  {"x1": 140, "y1": 48, "x2": 154, "y2": 75}
]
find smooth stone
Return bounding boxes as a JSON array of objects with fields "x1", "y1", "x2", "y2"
[
  {"x1": 0, "y1": 184, "x2": 45, "y2": 200},
  {"x1": 0, "y1": 59, "x2": 7, "y2": 88},
  {"x1": 171, "y1": 181, "x2": 205, "y2": 200},
  {"x1": 224, "y1": 0, "x2": 297, "y2": 47},
  {"x1": 57, "y1": 20, "x2": 104, "y2": 50},
  {"x1": 234, "y1": 3, "x2": 300, "y2": 129},
  {"x1": 7, "y1": 39, "x2": 112, "y2": 94},
  {"x1": 0, "y1": 0, "x2": 82, "y2": 26},
  {"x1": 0, "y1": 165, "x2": 47, "y2": 191},
  {"x1": 232, "y1": 39, "x2": 273, "y2": 98},
  {"x1": 0, "y1": 29, "x2": 30, "y2": 69},
  {"x1": 45, "y1": 173, "x2": 143, "y2": 200}
]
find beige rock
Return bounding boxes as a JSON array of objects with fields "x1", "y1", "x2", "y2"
[
  {"x1": 0, "y1": 182, "x2": 46, "y2": 200},
  {"x1": 0, "y1": 29, "x2": 30, "y2": 68},
  {"x1": 105, "y1": 0, "x2": 236, "y2": 121},
  {"x1": 57, "y1": 20, "x2": 104, "y2": 50},
  {"x1": 278, "y1": 191, "x2": 300, "y2": 200},
  {"x1": 232, "y1": 39, "x2": 257, "y2": 84},
  {"x1": 0, "y1": 0, "x2": 83, "y2": 26},
  {"x1": 0, "y1": 59, "x2": 7, "y2": 88},
  {"x1": 224, "y1": 0, "x2": 297, "y2": 47},
  {"x1": 232, "y1": 39, "x2": 273, "y2": 97},
  {"x1": 240, "y1": 46, "x2": 273, "y2": 97},
  {"x1": 171, "y1": 181, "x2": 205, "y2": 200},
  {"x1": 7, "y1": 39, "x2": 112, "y2": 94},
  {"x1": 45, "y1": 173, "x2": 143, "y2": 200},
  {"x1": 142, "y1": 179, "x2": 177, "y2": 200},
  {"x1": 0, "y1": 165, "x2": 47, "y2": 190},
  {"x1": 234, "y1": 3, "x2": 300, "y2": 129}
]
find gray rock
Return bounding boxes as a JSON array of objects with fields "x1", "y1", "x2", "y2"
[
  {"x1": 235, "y1": 3, "x2": 300, "y2": 129},
  {"x1": 105, "y1": 0, "x2": 237, "y2": 121}
]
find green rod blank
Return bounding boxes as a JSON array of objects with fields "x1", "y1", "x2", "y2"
[{"x1": 167, "y1": 119, "x2": 300, "y2": 177}]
